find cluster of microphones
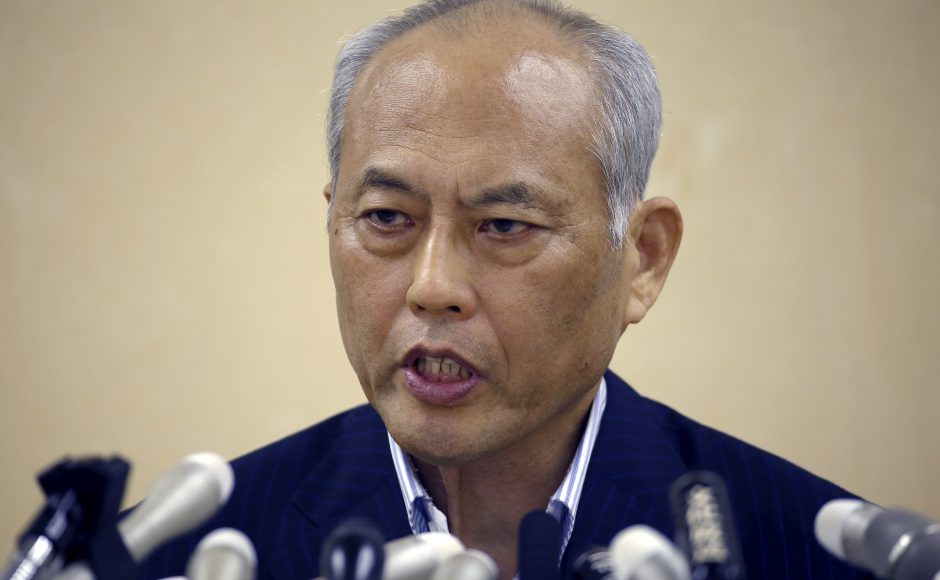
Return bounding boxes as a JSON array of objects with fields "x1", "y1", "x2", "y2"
[{"x1": 3, "y1": 453, "x2": 939, "y2": 580}]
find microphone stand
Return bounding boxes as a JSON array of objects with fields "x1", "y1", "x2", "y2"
[{"x1": 1, "y1": 456, "x2": 137, "y2": 580}]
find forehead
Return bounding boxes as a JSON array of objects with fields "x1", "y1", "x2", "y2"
[{"x1": 340, "y1": 17, "x2": 603, "y2": 192}]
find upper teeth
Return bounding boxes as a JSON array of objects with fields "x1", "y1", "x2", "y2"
[{"x1": 417, "y1": 356, "x2": 472, "y2": 379}]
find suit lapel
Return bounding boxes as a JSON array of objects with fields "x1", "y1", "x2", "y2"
[
  {"x1": 268, "y1": 405, "x2": 412, "y2": 579},
  {"x1": 561, "y1": 370, "x2": 689, "y2": 573}
]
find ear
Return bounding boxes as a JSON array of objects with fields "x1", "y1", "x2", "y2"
[
  {"x1": 622, "y1": 196, "x2": 683, "y2": 329},
  {"x1": 323, "y1": 181, "x2": 333, "y2": 205}
]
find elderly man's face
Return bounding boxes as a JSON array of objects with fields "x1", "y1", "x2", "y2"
[{"x1": 327, "y1": 24, "x2": 637, "y2": 465}]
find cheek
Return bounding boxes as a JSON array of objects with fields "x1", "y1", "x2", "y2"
[
  {"x1": 330, "y1": 240, "x2": 411, "y2": 353},
  {"x1": 482, "y1": 247, "x2": 622, "y2": 373}
]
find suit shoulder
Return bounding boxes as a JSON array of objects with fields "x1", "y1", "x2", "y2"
[
  {"x1": 600, "y1": 373, "x2": 871, "y2": 578},
  {"x1": 138, "y1": 403, "x2": 379, "y2": 579},
  {"x1": 642, "y1": 395, "x2": 869, "y2": 579},
  {"x1": 640, "y1": 394, "x2": 856, "y2": 501},
  {"x1": 227, "y1": 403, "x2": 375, "y2": 491}
]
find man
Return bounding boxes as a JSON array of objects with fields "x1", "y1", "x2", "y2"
[{"x1": 141, "y1": 1, "x2": 870, "y2": 578}]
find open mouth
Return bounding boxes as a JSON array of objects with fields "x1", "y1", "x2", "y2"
[
  {"x1": 405, "y1": 348, "x2": 481, "y2": 382},
  {"x1": 402, "y1": 348, "x2": 482, "y2": 404},
  {"x1": 414, "y1": 355, "x2": 473, "y2": 381}
]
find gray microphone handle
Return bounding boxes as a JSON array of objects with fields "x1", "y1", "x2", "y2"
[
  {"x1": 891, "y1": 525, "x2": 940, "y2": 580},
  {"x1": 847, "y1": 509, "x2": 938, "y2": 579}
]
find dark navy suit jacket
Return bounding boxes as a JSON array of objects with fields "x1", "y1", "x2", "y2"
[{"x1": 139, "y1": 371, "x2": 873, "y2": 579}]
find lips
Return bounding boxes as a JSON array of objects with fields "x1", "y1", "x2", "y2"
[{"x1": 401, "y1": 347, "x2": 483, "y2": 405}]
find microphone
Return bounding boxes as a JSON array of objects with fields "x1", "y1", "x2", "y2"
[
  {"x1": 2, "y1": 457, "x2": 133, "y2": 580},
  {"x1": 610, "y1": 525, "x2": 690, "y2": 580},
  {"x1": 53, "y1": 452, "x2": 235, "y2": 580},
  {"x1": 517, "y1": 510, "x2": 562, "y2": 580},
  {"x1": 428, "y1": 549, "x2": 498, "y2": 580},
  {"x1": 186, "y1": 528, "x2": 256, "y2": 580},
  {"x1": 815, "y1": 499, "x2": 940, "y2": 579},
  {"x1": 382, "y1": 532, "x2": 464, "y2": 580},
  {"x1": 572, "y1": 547, "x2": 615, "y2": 579},
  {"x1": 319, "y1": 518, "x2": 384, "y2": 580},
  {"x1": 669, "y1": 471, "x2": 745, "y2": 579},
  {"x1": 119, "y1": 452, "x2": 234, "y2": 561}
]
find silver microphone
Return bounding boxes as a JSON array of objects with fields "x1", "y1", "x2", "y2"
[
  {"x1": 428, "y1": 549, "x2": 498, "y2": 580},
  {"x1": 186, "y1": 528, "x2": 256, "y2": 580},
  {"x1": 53, "y1": 452, "x2": 234, "y2": 580},
  {"x1": 610, "y1": 525, "x2": 691, "y2": 580},
  {"x1": 383, "y1": 533, "x2": 464, "y2": 580},
  {"x1": 816, "y1": 499, "x2": 940, "y2": 580}
]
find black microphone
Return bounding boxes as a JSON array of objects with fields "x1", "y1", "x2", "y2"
[
  {"x1": 52, "y1": 452, "x2": 234, "y2": 580},
  {"x1": 815, "y1": 499, "x2": 940, "y2": 579},
  {"x1": 1, "y1": 457, "x2": 133, "y2": 580},
  {"x1": 517, "y1": 510, "x2": 562, "y2": 580},
  {"x1": 669, "y1": 471, "x2": 745, "y2": 579},
  {"x1": 319, "y1": 518, "x2": 385, "y2": 580}
]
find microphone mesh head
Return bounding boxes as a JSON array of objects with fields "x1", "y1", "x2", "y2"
[
  {"x1": 183, "y1": 452, "x2": 235, "y2": 504},
  {"x1": 610, "y1": 525, "x2": 689, "y2": 580},
  {"x1": 814, "y1": 499, "x2": 865, "y2": 558},
  {"x1": 417, "y1": 532, "x2": 465, "y2": 561},
  {"x1": 429, "y1": 550, "x2": 499, "y2": 580},
  {"x1": 194, "y1": 528, "x2": 257, "y2": 567}
]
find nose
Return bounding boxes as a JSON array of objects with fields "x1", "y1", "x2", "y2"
[{"x1": 406, "y1": 226, "x2": 476, "y2": 319}]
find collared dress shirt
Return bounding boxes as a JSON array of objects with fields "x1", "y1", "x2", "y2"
[{"x1": 388, "y1": 377, "x2": 608, "y2": 570}]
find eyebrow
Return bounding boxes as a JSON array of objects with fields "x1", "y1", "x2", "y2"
[
  {"x1": 358, "y1": 167, "x2": 415, "y2": 193},
  {"x1": 469, "y1": 182, "x2": 542, "y2": 209},
  {"x1": 356, "y1": 166, "x2": 546, "y2": 210}
]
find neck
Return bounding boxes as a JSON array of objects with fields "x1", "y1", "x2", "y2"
[{"x1": 413, "y1": 383, "x2": 598, "y2": 580}]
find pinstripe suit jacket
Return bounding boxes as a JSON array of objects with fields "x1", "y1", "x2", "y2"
[{"x1": 139, "y1": 370, "x2": 872, "y2": 579}]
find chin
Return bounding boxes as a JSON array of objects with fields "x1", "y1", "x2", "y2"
[{"x1": 387, "y1": 419, "x2": 498, "y2": 467}]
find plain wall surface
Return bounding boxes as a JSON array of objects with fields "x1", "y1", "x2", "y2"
[{"x1": 1, "y1": 0, "x2": 938, "y2": 551}]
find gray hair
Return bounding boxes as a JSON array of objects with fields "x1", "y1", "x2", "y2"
[{"x1": 326, "y1": 0, "x2": 661, "y2": 247}]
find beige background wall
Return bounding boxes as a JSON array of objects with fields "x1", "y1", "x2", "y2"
[{"x1": 1, "y1": 0, "x2": 937, "y2": 551}]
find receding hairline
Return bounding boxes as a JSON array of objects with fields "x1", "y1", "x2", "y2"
[
  {"x1": 415, "y1": 0, "x2": 579, "y2": 38},
  {"x1": 342, "y1": 2, "x2": 605, "y2": 162},
  {"x1": 357, "y1": 1, "x2": 597, "y2": 86}
]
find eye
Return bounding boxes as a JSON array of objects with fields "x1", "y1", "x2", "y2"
[
  {"x1": 363, "y1": 209, "x2": 412, "y2": 230},
  {"x1": 480, "y1": 218, "x2": 530, "y2": 237}
]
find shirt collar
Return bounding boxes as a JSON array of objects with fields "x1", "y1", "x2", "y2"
[{"x1": 388, "y1": 377, "x2": 608, "y2": 559}]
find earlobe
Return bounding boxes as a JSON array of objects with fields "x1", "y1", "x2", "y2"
[
  {"x1": 323, "y1": 182, "x2": 333, "y2": 205},
  {"x1": 621, "y1": 197, "x2": 683, "y2": 329}
]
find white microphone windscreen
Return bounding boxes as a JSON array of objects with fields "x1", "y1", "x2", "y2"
[
  {"x1": 428, "y1": 549, "x2": 498, "y2": 580},
  {"x1": 186, "y1": 528, "x2": 256, "y2": 580},
  {"x1": 119, "y1": 452, "x2": 234, "y2": 561},
  {"x1": 384, "y1": 532, "x2": 464, "y2": 580},
  {"x1": 183, "y1": 453, "x2": 235, "y2": 503},
  {"x1": 813, "y1": 499, "x2": 867, "y2": 559},
  {"x1": 610, "y1": 525, "x2": 690, "y2": 580}
]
